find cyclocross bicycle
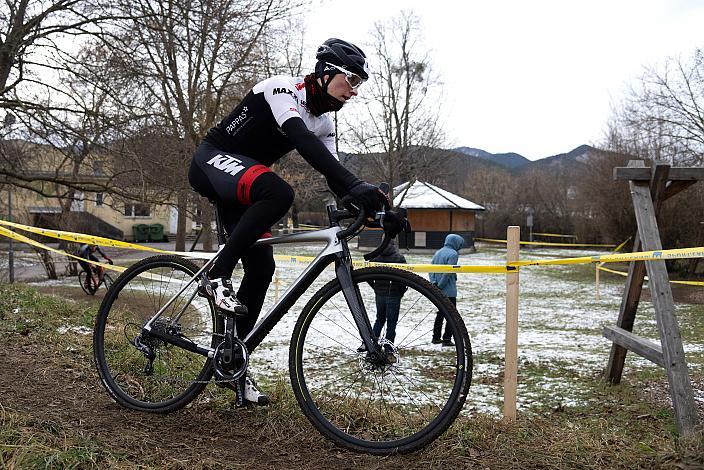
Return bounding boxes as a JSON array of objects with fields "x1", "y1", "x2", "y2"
[
  {"x1": 92, "y1": 201, "x2": 472, "y2": 454},
  {"x1": 79, "y1": 265, "x2": 113, "y2": 296}
]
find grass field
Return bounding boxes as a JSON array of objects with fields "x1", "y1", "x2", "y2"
[{"x1": 1, "y1": 243, "x2": 703, "y2": 468}]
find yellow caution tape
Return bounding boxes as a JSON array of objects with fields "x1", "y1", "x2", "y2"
[
  {"x1": 598, "y1": 264, "x2": 704, "y2": 286},
  {"x1": 0, "y1": 226, "x2": 126, "y2": 274},
  {"x1": 0, "y1": 219, "x2": 177, "y2": 254},
  {"x1": 672, "y1": 280, "x2": 704, "y2": 286},
  {"x1": 516, "y1": 246, "x2": 704, "y2": 267},
  {"x1": 597, "y1": 265, "x2": 628, "y2": 277},
  {"x1": 273, "y1": 254, "x2": 317, "y2": 264},
  {"x1": 1, "y1": 219, "x2": 703, "y2": 278},
  {"x1": 533, "y1": 233, "x2": 577, "y2": 239},
  {"x1": 0, "y1": 222, "x2": 513, "y2": 274},
  {"x1": 0, "y1": 219, "x2": 213, "y2": 259},
  {"x1": 351, "y1": 260, "x2": 512, "y2": 274},
  {"x1": 612, "y1": 238, "x2": 631, "y2": 253},
  {"x1": 476, "y1": 237, "x2": 617, "y2": 248}
]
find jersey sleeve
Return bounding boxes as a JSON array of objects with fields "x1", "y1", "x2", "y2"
[
  {"x1": 320, "y1": 118, "x2": 338, "y2": 160},
  {"x1": 262, "y1": 77, "x2": 302, "y2": 127}
]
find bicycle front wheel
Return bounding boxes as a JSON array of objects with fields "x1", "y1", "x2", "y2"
[
  {"x1": 79, "y1": 270, "x2": 96, "y2": 295},
  {"x1": 93, "y1": 255, "x2": 219, "y2": 412},
  {"x1": 102, "y1": 272, "x2": 114, "y2": 290},
  {"x1": 290, "y1": 267, "x2": 472, "y2": 454}
]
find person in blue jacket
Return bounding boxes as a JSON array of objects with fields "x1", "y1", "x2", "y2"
[{"x1": 429, "y1": 234, "x2": 464, "y2": 346}]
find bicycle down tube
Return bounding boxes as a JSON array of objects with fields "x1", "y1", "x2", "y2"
[{"x1": 142, "y1": 224, "x2": 379, "y2": 357}]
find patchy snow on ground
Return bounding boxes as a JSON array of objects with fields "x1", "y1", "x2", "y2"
[
  {"x1": 57, "y1": 325, "x2": 93, "y2": 335},
  {"x1": 18, "y1": 240, "x2": 704, "y2": 415},
  {"x1": 243, "y1": 242, "x2": 704, "y2": 415}
]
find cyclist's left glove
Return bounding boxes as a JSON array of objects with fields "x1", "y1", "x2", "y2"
[
  {"x1": 381, "y1": 210, "x2": 410, "y2": 238},
  {"x1": 107, "y1": 259, "x2": 114, "y2": 265},
  {"x1": 347, "y1": 181, "x2": 391, "y2": 215}
]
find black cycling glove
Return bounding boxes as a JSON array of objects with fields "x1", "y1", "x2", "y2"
[
  {"x1": 348, "y1": 181, "x2": 391, "y2": 215},
  {"x1": 381, "y1": 210, "x2": 410, "y2": 237}
]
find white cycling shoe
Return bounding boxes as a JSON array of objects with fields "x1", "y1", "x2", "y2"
[
  {"x1": 200, "y1": 276, "x2": 248, "y2": 315},
  {"x1": 240, "y1": 375, "x2": 270, "y2": 406}
]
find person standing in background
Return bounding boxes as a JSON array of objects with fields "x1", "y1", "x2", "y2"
[{"x1": 429, "y1": 234, "x2": 464, "y2": 346}]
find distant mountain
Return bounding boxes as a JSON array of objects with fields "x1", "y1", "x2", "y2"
[
  {"x1": 454, "y1": 146, "x2": 531, "y2": 171},
  {"x1": 527, "y1": 144, "x2": 597, "y2": 171},
  {"x1": 454, "y1": 144, "x2": 598, "y2": 172}
]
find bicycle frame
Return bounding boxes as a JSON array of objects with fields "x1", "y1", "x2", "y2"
[{"x1": 142, "y1": 207, "x2": 379, "y2": 359}]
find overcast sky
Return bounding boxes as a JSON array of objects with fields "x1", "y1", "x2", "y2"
[{"x1": 303, "y1": 0, "x2": 704, "y2": 160}]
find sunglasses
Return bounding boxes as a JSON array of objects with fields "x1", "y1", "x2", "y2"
[{"x1": 325, "y1": 62, "x2": 365, "y2": 89}]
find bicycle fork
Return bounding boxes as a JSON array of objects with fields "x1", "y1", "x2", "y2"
[{"x1": 334, "y1": 257, "x2": 384, "y2": 361}]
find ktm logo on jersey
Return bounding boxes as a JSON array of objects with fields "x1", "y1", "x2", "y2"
[
  {"x1": 206, "y1": 154, "x2": 245, "y2": 176},
  {"x1": 273, "y1": 87, "x2": 294, "y2": 96}
]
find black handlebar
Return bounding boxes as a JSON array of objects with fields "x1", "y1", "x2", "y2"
[
  {"x1": 363, "y1": 234, "x2": 391, "y2": 261},
  {"x1": 336, "y1": 205, "x2": 367, "y2": 239},
  {"x1": 335, "y1": 184, "x2": 407, "y2": 261}
]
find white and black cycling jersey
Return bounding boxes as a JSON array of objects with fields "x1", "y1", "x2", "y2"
[{"x1": 205, "y1": 76, "x2": 337, "y2": 166}]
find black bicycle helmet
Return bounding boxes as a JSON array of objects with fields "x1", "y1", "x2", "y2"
[{"x1": 315, "y1": 38, "x2": 369, "y2": 80}]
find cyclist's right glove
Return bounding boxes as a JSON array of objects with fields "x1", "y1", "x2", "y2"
[{"x1": 347, "y1": 181, "x2": 391, "y2": 215}]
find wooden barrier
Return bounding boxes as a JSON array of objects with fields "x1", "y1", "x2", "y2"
[{"x1": 604, "y1": 161, "x2": 701, "y2": 436}]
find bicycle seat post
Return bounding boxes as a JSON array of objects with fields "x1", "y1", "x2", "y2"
[{"x1": 213, "y1": 202, "x2": 227, "y2": 247}]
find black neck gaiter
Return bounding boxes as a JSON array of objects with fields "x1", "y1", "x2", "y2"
[{"x1": 304, "y1": 73, "x2": 343, "y2": 117}]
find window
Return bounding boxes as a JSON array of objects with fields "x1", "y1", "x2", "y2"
[
  {"x1": 95, "y1": 192, "x2": 104, "y2": 207},
  {"x1": 70, "y1": 192, "x2": 85, "y2": 212},
  {"x1": 124, "y1": 203, "x2": 150, "y2": 217}
]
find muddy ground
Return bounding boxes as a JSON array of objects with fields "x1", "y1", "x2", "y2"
[
  {"x1": 0, "y1": 284, "x2": 472, "y2": 469},
  {"x1": 2, "y1": 281, "x2": 703, "y2": 469}
]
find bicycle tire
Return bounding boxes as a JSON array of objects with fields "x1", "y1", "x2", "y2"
[
  {"x1": 102, "y1": 273, "x2": 114, "y2": 290},
  {"x1": 78, "y1": 270, "x2": 96, "y2": 295},
  {"x1": 289, "y1": 267, "x2": 472, "y2": 454},
  {"x1": 93, "y1": 255, "x2": 219, "y2": 412}
]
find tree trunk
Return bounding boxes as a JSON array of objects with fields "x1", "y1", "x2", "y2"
[
  {"x1": 291, "y1": 203, "x2": 299, "y2": 228},
  {"x1": 201, "y1": 201, "x2": 213, "y2": 252},
  {"x1": 175, "y1": 190, "x2": 188, "y2": 252},
  {"x1": 33, "y1": 247, "x2": 57, "y2": 279}
]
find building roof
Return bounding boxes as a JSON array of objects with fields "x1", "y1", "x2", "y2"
[{"x1": 393, "y1": 181, "x2": 485, "y2": 210}]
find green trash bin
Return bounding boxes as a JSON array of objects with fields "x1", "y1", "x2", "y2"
[
  {"x1": 149, "y1": 223, "x2": 165, "y2": 242},
  {"x1": 132, "y1": 224, "x2": 150, "y2": 242}
]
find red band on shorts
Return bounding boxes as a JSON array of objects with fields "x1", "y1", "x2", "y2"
[{"x1": 237, "y1": 164, "x2": 272, "y2": 205}]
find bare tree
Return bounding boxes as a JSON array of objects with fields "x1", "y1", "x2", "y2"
[
  {"x1": 5, "y1": 0, "x2": 304, "y2": 250},
  {"x1": 0, "y1": 0, "x2": 114, "y2": 105},
  {"x1": 86, "y1": 0, "x2": 296, "y2": 250},
  {"x1": 341, "y1": 10, "x2": 446, "y2": 198},
  {"x1": 616, "y1": 48, "x2": 704, "y2": 165}
]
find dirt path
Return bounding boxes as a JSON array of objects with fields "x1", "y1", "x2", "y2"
[
  {"x1": 0, "y1": 285, "x2": 458, "y2": 469},
  {"x1": 0, "y1": 335, "x2": 422, "y2": 469}
]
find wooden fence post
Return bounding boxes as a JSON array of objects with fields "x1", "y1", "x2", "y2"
[
  {"x1": 504, "y1": 226, "x2": 520, "y2": 420},
  {"x1": 596, "y1": 264, "x2": 601, "y2": 300}
]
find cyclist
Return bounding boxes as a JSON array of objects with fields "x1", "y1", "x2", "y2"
[
  {"x1": 188, "y1": 38, "x2": 389, "y2": 406},
  {"x1": 76, "y1": 244, "x2": 113, "y2": 289}
]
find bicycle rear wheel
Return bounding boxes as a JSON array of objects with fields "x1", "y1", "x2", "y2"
[
  {"x1": 93, "y1": 255, "x2": 219, "y2": 412},
  {"x1": 289, "y1": 267, "x2": 472, "y2": 454}
]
